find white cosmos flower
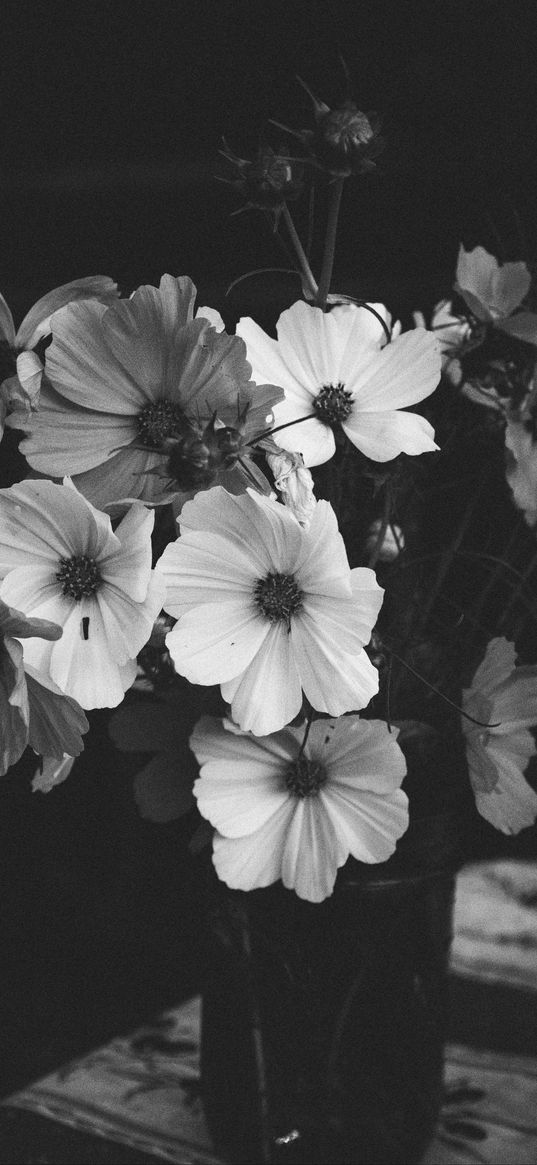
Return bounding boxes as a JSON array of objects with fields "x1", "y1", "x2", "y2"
[
  {"x1": 455, "y1": 245, "x2": 537, "y2": 345},
  {"x1": 0, "y1": 479, "x2": 165, "y2": 709},
  {"x1": 8, "y1": 275, "x2": 281, "y2": 509},
  {"x1": 190, "y1": 714, "x2": 408, "y2": 902},
  {"x1": 157, "y1": 486, "x2": 383, "y2": 736},
  {"x1": 462, "y1": 637, "x2": 537, "y2": 834},
  {"x1": 236, "y1": 300, "x2": 440, "y2": 466}
]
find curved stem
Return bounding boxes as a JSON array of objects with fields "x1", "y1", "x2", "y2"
[
  {"x1": 281, "y1": 204, "x2": 318, "y2": 299},
  {"x1": 315, "y1": 177, "x2": 345, "y2": 309}
]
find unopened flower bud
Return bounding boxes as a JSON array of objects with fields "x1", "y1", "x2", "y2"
[
  {"x1": 296, "y1": 81, "x2": 384, "y2": 177},
  {"x1": 220, "y1": 142, "x2": 303, "y2": 213}
]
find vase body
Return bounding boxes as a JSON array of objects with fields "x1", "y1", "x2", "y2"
[{"x1": 200, "y1": 811, "x2": 465, "y2": 1165}]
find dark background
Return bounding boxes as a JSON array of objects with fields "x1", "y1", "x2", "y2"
[{"x1": 1, "y1": 0, "x2": 537, "y2": 1099}]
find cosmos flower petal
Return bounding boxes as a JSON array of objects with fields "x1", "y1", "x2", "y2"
[
  {"x1": 13, "y1": 392, "x2": 138, "y2": 476},
  {"x1": 0, "y1": 639, "x2": 28, "y2": 776},
  {"x1": 167, "y1": 601, "x2": 268, "y2": 685},
  {"x1": 276, "y1": 301, "x2": 349, "y2": 386},
  {"x1": 73, "y1": 444, "x2": 164, "y2": 509},
  {"x1": 321, "y1": 786, "x2": 409, "y2": 863},
  {"x1": 467, "y1": 637, "x2": 517, "y2": 695},
  {"x1": 273, "y1": 415, "x2": 336, "y2": 467},
  {"x1": 455, "y1": 246, "x2": 531, "y2": 321},
  {"x1": 308, "y1": 717, "x2": 406, "y2": 793},
  {"x1": 45, "y1": 600, "x2": 133, "y2": 708},
  {"x1": 236, "y1": 316, "x2": 309, "y2": 400},
  {"x1": 25, "y1": 664, "x2": 89, "y2": 758},
  {"x1": 194, "y1": 767, "x2": 288, "y2": 837},
  {"x1": 221, "y1": 626, "x2": 303, "y2": 735},
  {"x1": 0, "y1": 567, "x2": 62, "y2": 618},
  {"x1": 346, "y1": 329, "x2": 441, "y2": 411},
  {"x1": 293, "y1": 499, "x2": 350, "y2": 585},
  {"x1": 496, "y1": 312, "x2": 537, "y2": 345},
  {"x1": 179, "y1": 487, "x2": 304, "y2": 574},
  {"x1": 32, "y1": 754, "x2": 76, "y2": 794},
  {"x1": 343, "y1": 408, "x2": 438, "y2": 461},
  {"x1": 101, "y1": 504, "x2": 155, "y2": 601},
  {"x1": 158, "y1": 535, "x2": 257, "y2": 616},
  {"x1": 96, "y1": 572, "x2": 164, "y2": 664},
  {"x1": 46, "y1": 299, "x2": 146, "y2": 411},
  {"x1": 0, "y1": 478, "x2": 117, "y2": 571},
  {"x1": 190, "y1": 715, "x2": 301, "y2": 767},
  {"x1": 292, "y1": 613, "x2": 379, "y2": 713},
  {"x1": 0, "y1": 293, "x2": 16, "y2": 346},
  {"x1": 212, "y1": 801, "x2": 295, "y2": 891},
  {"x1": 473, "y1": 740, "x2": 537, "y2": 834},
  {"x1": 281, "y1": 797, "x2": 344, "y2": 902},
  {"x1": 195, "y1": 305, "x2": 225, "y2": 331},
  {"x1": 15, "y1": 276, "x2": 119, "y2": 350}
]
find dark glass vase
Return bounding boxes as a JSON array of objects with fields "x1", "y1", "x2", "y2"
[{"x1": 200, "y1": 810, "x2": 466, "y2": 1165}]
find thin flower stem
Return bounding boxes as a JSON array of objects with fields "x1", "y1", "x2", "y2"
[
  {"x1": 368, "y1": 485, "x2": 391, "y2": 570},
  {"x1": 470, "y1": 518, "x2": 526, "y2": 630},
  {"x1": 238, "y1": 904, "x2": 273, "y2": 1164},
  {"x1": 281, "y1": 204, "x2": 318, "y2": 299},
  {"x1": 416, "y1": 471, "x2": 491, "y2": 637},
  {"x1": 385, "y1": 644, "x2": 501, "y2": 728},
  {"x1": 315, "y1": 177, "x2": 345, "y2": 309},
  {"x1": 498, "y1": 545, "x2": 537, "y2": 633},
  {"x1": 247, "y1": 412, "x2": 317, "y2": 446},
  {"x1": 297, "y1": 707, "x2": 314, "y2": 758}
]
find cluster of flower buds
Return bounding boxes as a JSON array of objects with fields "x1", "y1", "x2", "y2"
[{"x1": 293, "y1": 80, "x2": 385, "y2": 177}]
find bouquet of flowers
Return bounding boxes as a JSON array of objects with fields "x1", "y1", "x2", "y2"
[{"x1": 1, "y1": 78, "x2": 537, "y2": 1162}]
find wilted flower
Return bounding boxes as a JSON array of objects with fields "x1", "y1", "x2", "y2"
[
  {"x1": 264, "y1": 445, "x2": 316, "y2": 526},
  {"x1": 8, "y1": 276, "x2": 282, "y2": 510},
  {"x1": 0, "y1": 479, "x2": 165, "y2": 709},
  {"x1": 455, "y1": 246, "x2": 537, "y2": 344},
  {"x1": 462, "y1": 637, "x2": 537, "y2": 834},
  {"x1": 190, "y1": 714, "x2": 408, "y2": 902},
  {"x1": 0, "y1": 276, "x2": 119, "y2": 437},
  {"x1": 0, "y1": 599, "x2": 88, "y2": 777},
  {"x1": 156, "y1": 486, "x2": 383, "y2": 736},
  {"x1": 237, "y1": 300, "x2": 440, "y2": 466}
]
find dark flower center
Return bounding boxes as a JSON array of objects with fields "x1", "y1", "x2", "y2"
[
  {"x1": 285, "y1": 756, "x2": 327, "y2": 798},
  {"x1": 314, "y1": 382, "x2": 353, "y2": 425},
  {"x1": 254, "y1": 572, "x2": 303, "y2": 625},
  {"x1": 56, "y1": 555, "x2": 102, "y2": 600},
  {"x1": 137, "y1": 400, "x2": 188, "y2": 449}
]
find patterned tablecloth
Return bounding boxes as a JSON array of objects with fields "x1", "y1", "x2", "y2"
[{"x1": 3, "y1": 859, "x2": 537, "y2": 1164}]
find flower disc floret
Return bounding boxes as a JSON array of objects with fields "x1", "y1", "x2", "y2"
[
  {"x1": 254, "y1": 572, "x2": 303, "y2": 624},
  {"x1": 285, "y1": 755, "x2": 327, "y2": 798},
  {"x1": 314, "y1": 382, "x2": 353, "y2": 424},
  {"x1": 56, "y1": 555, "x2": 102, "y2": 599},
  {"x1": 137, "y1": 400, "x2": 187, "y2": 448}
]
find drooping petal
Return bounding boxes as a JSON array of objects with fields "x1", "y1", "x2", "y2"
[
  {"x1": 46, "y1": 299, "x2": 147, "y2": 411},
  {"x1": 32, "y1": 753, "x2": 76, "y2": 793},
  {"x1": 343, "y1": 407, "x2": 438, "y2": 461},
  {"x1": 0, "y1": 638, "x2": 29, "y2": 775},
  {"x1": 15, "y1": 276, "x2": 119, "y2": 349},
  {"x1": 25, "y1": 665, "x2": 89, "y2": 758},
  {"x1": 0, "y1": 600, "x2": 62, "y2": 643},
  {"x1": 473, "y1": 738, "x2": 537, "y2": 834},
  {"x1": 0, "y1": 293, "x2": 16, "y2": 346}
]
